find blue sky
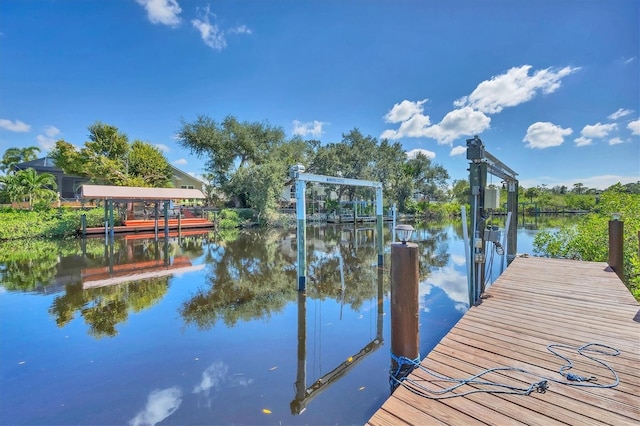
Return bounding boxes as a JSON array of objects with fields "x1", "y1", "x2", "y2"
[{"x1": 1, "y1": 0, "x2": 638, "y2": 189}]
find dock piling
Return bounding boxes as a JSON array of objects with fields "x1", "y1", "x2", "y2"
[
  {"x1": 608, "y1": 217, "x2": 624, "y2": 281},
  {"x1": 390, "y1": 241, "x2": 420, "y2": 382}
]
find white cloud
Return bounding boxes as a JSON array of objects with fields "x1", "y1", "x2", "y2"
[
  {"x1": 422, "y1": 107, "x2": 491, "y2": 144},
  {"x1": 292, "y1": 120, "x2": 326, "y2": 138},
  {"x1": 44, "y1": 125, "x2": 59, "y2": 137},
  {"x1": 36, "y1": 125, "x2": 61, "y2": 151},
  {"x1": 581, "y1": 122, "x2": 617, "y2": 139},
  {"x1": 406, "y1": 148, "x2": 435, "y2": 159},
  {"x1": 454, "y1": 65, "x2": 580, "y2": 114},
  {"x1": 383, "y1": 99, "x2": 428, "y2": 123},
  {"x1": 608, "y1": 108, "x2": 633, "y2": 120},
  {"x1": 574, "y1": 136, "x2": 592, "y2": 147},
  {"x1": 155, "y1": 144, "x2": 170, "y2": 152},
  {"x1": 382, "y1": 107, "x2": 489, "y2": 144},
  {"x1": 191, "y1": 6, "x2": 251, "y2": 50},
  {"x1": 0, "y1": 118, "x2": 31, "y2": 132},
  {"x1": 129, "y1": 387, "x2": 182, "y2": 426},
  {"x1": 449, "y1": 145, "x2": 466, "y2": 156},
  {"x1": 608, "y1": 137, "x2": 623, "y2": 145},
  {"x1": 227, "y1": 25, "x2": 252, "y2": 35},
  {"x1": 135, "y1": 0, "x2": 182, "y2": 27},
  {"x1": 192, "y1": 17, "x2": 226, "y2": 50},
  {"x1": 523, "y1": 122, "x2": 572, "y2": 149},
  {"x1": 628, "y1": 119, "x2": 640, "y2": 135},
  {"x1": 424, "y1": 266, "x2": 469, "y2": 306},
  {"x1": 381, "y1": 64, "x2": 577, "y2": 144},
  {"x1": 623, "y1": 57, "x2": 636, "y2": 65},
  {"x1": 173, "y1": 158, "x2": 187, "y2": 165}
]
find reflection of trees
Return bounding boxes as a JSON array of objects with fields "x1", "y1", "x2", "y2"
[
  {"x1": 0, "y1": 239, "x2": 77, "y2": 291},
  {"x1": 180, "y1": 229, "x2": 298, "y2": 329},
  {"x1": 413, "y1": 222, "x2": 450, "y2": 279},
  {"x1": 180, "y1": 226, "x2": 390, "y2": 330},
  {"x1": 306, "y1": 239, "x2": 383, "y2": 311},
  {"x1": 49, "y1": 277, "x2": 170, "y2": 338}
]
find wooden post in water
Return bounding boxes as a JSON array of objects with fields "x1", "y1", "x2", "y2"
[
  {"x1": 608, "y1": 218, "x2": 624, "y2": 281},
  {"x1": 390, "y1": 241, "x2": 419, "y2": 380},
  {"x1": 81, "y1": 213, "x2": 86, "y2": 236}
]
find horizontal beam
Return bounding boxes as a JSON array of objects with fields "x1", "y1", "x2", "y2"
[
  {"x1": 484, "y1": 150, "x2": 518, "y2": 180},
  {"x1": 296, "y1": 173, "x2": 382, "y2": 189}
]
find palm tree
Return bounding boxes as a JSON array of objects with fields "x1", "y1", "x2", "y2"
[
  {"x1": 15, "y1": 168, "x2": 57, "y2": 210},
  {"x1": 0, "y1": 146, "x2": 41, "y2": 174}
]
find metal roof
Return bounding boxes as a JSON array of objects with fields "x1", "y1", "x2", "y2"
[{"x1": 80, "y1": 184, "x2": 205, "y2": 201}]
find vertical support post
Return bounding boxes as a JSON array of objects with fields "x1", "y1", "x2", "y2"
[
  {"x1": 104, "y1": 201, "x2": 108, "y2": 240},
  {"x1": 608, "y1": 219, "x2": 624, "y2": 281},
  {"x1": 291, "y1": 291, "x2": 307, "y2": 414},
  {"x1": 507, "y1": 181, "x2": 519, "y2": 264},
  {"x1": 163, "y1": 201, "x2": 169, "y2": 238},
  {"x1": 81, "y1": 213, "x2": 87, "y2": 236},
  {"x1": 392, "y1": 203, "x2": 397, "y2": 242},
  {"x1": 108, "y1": 238, "x2": 114, "y2": 275},
  {"x1": 296, "y1": 180, "x2": 307, "y2": 291},
  {"x1": 376, "y1": 187, "x2": 384, "y2": 267},
  {"x1": 178, "y1": 207, "x2": 182, "y2": 238},
  {"x1": 390, "y1": 242, "x2": 420, "y2": 380},
  {"x1": 154, "y1": 202, "x2": 159, "y2": 240},
  {"x1": 469, "y1": 162, "x2": 487, "y2": 303},
  {"x1": 377, "y1": 264, "x2": 384, "y2": 343},
  {"x1": 108, "y1": 199, "x2": 115, "y2": 239}
]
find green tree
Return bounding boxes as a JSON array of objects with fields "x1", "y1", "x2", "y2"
[
  {"x1": 572, "y1": 182, "x2": 585, "y2": 194},
  {"x1": 7, "y1": 168, "x2": 57, "y2": 210},
  {"x1": 1, "y1": 146, "x2": 41, "y2": 174},
  {"x1": 49, "y1": 122, "x2": 172, "y2": 187},
  {"x1": 177, "y1": 115, "x2": 285, "y2": 190},
  {"x1": 451, "y1": 179, "x2": 470, "y2": 205},
  {"x1": 524, "y1": 186, "x2": 539, "y2": 203},
  {"x1": 127, "y1": 140, "x2": 172, "y2": 187},
  {"x1": 405, "y1": 153, "x2": 450, "y2": 203}
]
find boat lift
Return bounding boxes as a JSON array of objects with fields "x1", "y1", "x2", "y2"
[
  {"x1": 290, "y1": 165, "x2": 384, "y2": 291},
  {"x1": 465, "y1": 136, "x2": 519, "y2": 305}
]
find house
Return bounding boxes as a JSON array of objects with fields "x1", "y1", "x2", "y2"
[
  {"x1": 13, "y1": 158, "x2": 204, "y2": 200},
  {"x1": 13, "y1": 158, "x2": 85, "y2": 200}
]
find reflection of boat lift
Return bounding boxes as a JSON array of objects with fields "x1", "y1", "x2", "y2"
[{"x1": 290, "y1": 267, "x2": 384, "y2": 415}]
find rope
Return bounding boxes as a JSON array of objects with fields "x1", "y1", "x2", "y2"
[
  {"x1": 391, "y1": 342, "x2": 620, "y2": 399},
  {"x1": 390, "y1": 352, "x2": 421, "y2": 388}
]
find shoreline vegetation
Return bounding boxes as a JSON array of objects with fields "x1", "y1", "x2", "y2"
[{"x1": 1, "y1": 190, "x2": 638, "y2": 301}]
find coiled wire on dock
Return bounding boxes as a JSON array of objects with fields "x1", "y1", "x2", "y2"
[{"x1": 390, "y1": 342, "x2": 620, "y2": 400}]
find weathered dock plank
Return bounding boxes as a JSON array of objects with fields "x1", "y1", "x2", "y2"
[{"x1": 368, "y1": 256, "x2": 640, "y2": 425}]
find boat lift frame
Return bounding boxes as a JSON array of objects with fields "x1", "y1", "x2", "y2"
[
  {"x1": 466, "y1": 136, "x2": 519, "y2": 304},
  {"x1": 290, "y1": 165, "x2": 384, "y2": 291}
]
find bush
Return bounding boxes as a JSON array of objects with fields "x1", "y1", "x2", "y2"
[
  {"x1": 534, "y1": 191, "x2": 640, "y2": 299},
  {"x1": 0, "y1": 207, "x2": 113, "y2": 240}
]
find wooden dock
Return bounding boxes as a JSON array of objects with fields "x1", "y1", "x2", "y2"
[
  {"x1": 368, "y1": 256, "x2": 640, "y2": 425},
  {"x1": 84, "y1": 218, "x2": 214, "y2": 235}
]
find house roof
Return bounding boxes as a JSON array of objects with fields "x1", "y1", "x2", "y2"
[{"x1": 81, "y1": 184, "x2": 205, "y2": 201}]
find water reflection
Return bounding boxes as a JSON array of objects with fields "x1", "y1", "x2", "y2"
[
  {"x1": 129, "y1": 386, "x2": 183, "y2": 426},
  {"x1": 0, "y1": 221, "x2": 545, "y2": 425},
  {"x1": 291, "y1": 266, "x2": 384, "y2": 415}
]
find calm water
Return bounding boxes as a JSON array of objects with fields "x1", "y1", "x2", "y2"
[{"x1": 0, "y1": 220, "x2": 540, "y2": 425}]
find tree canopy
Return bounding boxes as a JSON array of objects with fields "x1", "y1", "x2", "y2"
[
  {"x1": 0, "y1": 146, "x2": 41, "y2": 174},
  {"x1": 49, "y1": 121, "x2": 173, "y2": 187},
  {"x1": 177, "y1": 115, "x2": 454, "y2": 216}
]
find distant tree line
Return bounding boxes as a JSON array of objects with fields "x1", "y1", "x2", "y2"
[{"x1": 2, "y1": 116, "x2": 638, "y2": 219}]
